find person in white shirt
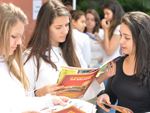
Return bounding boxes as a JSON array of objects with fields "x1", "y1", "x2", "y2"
[
  {"x1": 70, "y1": 10, "x2": 91, "y2": 68},
  {"x1": 100, "y1": 0, "x2": 125, "y2": 63},
  {"x1": 23, "y1": 1, "x2": 111, "y2": 101},
  {"x1": 84, "y1": 9, "x2": 105, "y2": 68},
  {"x1": 0, "y1": 2, "x2": 69, "y2": 113}
]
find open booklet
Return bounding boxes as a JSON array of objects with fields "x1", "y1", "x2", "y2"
[
  {"x1": 41, "y1": 99, "x2": 96, "y2": 113},
  {"x1": 57, "y1": 54, "x2": 125, "y2": 98},
  {"x1": 100, "y1": 102, "x2": 133, "y2": 113}
]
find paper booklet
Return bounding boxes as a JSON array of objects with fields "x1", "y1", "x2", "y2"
[
  {"x1": 100, "y1": 102, "x2": 133, "y2": 113},
  {"x1": 41, "y1": 99, "x2": 96, "y2": 113},
  {"x1": 57, "y1": 54, "x2": 125, "y2": 98}
]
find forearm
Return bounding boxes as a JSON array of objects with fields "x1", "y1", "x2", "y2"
[{"x1": 104, "y1": 30, "x2": 111, "y2": 54}]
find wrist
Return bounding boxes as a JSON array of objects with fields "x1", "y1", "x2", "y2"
[{"x1": 34, "y1": 90, "x2": 37, "y2": 97}]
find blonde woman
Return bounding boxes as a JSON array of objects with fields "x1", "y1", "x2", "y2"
[{"x1": 0, "y1": 3, "x2": 69, "y2": 113}]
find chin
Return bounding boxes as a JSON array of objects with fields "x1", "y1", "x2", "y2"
[
  {"x1": 60, "y1": 39, "x2": 66, "y2": 43},
  {"x1": 9, "y1": 50, "x2": 14, "y2": 55}
]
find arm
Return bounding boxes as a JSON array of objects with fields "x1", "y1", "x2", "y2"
[
  {"x1": 101, "y1": 19, "x2": 120, "y2": 55},
  {"x1": 81, "y1": 61, "x2": 116, "y2": 100},
  {"x1": 23, "y1": 53, "x2": 65, "y2": 97},
  {"x1": 23, "y1": 54, "x2": 37, "y2": 97}
]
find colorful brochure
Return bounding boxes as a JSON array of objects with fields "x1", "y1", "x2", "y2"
[
  {"x1": 57, "y1": 55, "x2": 125, "y2": 98},
  {"x1": 100, "y1": 102, "x2": 133, "y2": 113}
]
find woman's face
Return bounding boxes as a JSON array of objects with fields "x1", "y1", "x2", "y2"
[
  {"x1": 9, "y1": 21, "x2": 24, "y2": 55},
  {"x1": 85, "y1": 13, "x2": 96, "y2": 31},
  {"x1": 103, "y1": 8, "x2": 113, "y2": 21},
  {"x1": 49, "y1": 16, "x2": 69, "y2": 47},
  {"x1": 72, "y1": 15, "x2": 86, "y2": 32},
  {"x1": 120, "y1": 23, "x2": 135, "y2": 55}
]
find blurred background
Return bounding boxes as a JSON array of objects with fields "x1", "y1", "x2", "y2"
[{"x1": 63, "y1": 0, "x2": 150, "y2": 19}]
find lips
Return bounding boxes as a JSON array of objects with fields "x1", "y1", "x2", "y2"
[
  {"x1": 61, "y1": 36, "x2": 66, "y2": 39},
  {"x1": 121, "y1": 47, "x2": 126, "y2": 50},
  {"x1": 12, "y1": 47, "x2": 17, "y2": 50}
]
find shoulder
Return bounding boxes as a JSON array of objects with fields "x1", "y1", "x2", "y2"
[
  {"x1": 113, "y1": 25, "x2": 121, "y2": 35},
  {"x1": 73, "y1": 29, "x2": 89, "y2": 38},
  {"x1": 0, "y1": 68, "x2": 11, "y2": 82}
]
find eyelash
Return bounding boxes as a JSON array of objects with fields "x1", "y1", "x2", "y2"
[
  {"x1": 56, "y1": 23, "x2": 69, "y2": 29},
  {"x1": 125, "y1": 37, "x2": 130, "y2": 40},
  {"x1": 11, "y1": 35, "x2": 16, "y2": 38},
  {"x1": 120, "y1": 35, "x2": 130, "y2": 40}
]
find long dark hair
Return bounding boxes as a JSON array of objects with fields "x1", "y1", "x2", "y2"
[
  {"x1": 84, "y1": 9, "x2": 101, "y2": 34},
  {"x1": 122, "y1": 11, "x2": 150, "y2": 85},
  {"x1": 24, "y1": 0, "x2": 81, "y2": 79},
  {"x1": 102, "y1": 0, "x2": 124, "y2": 39}
]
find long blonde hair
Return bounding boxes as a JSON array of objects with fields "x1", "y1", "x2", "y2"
[{"x1": 0, "y1": 3, "x2": 29, "y2": 91}]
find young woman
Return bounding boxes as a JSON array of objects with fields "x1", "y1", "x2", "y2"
[
  {"x1": 71, "y1": 10, "x2": 91, "y2": 68},
  {"x1": 101, "y1": 0, "x2": 124, "y2": 63},
  {"x1": 84, "y1": 9, "x2": 105, "y2": 68},
  {"x1": 0, "y1": 3, "x2": 69, "y2": 113},
  {"x1": 23, "y1": 0, "x2": 108, "y2": 101},
  {"x1": 97, "y1": 11, "x2": 150, "y2": 113}
]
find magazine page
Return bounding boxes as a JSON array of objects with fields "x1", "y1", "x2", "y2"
[
  {"x1": 100, "y1": 102, "x2": 133, "y2": 113},
  {"x1": 41, "y1": 99, "x2": 96, "y2": 113},
  {"x1": 58, "y1": 66, "x2": 95, "y2": 83},
  {"x1": 97, "y1": 54, "x2": 126, "y2": 76},
  {"x1": 57, "y1": 69, "x2": 100, "y2": 98}
]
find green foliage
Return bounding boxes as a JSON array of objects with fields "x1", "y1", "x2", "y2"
[{"x1": 63, "y1": 0, "x2": 150, "y2": 18}]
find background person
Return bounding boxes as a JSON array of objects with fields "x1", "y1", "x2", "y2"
[
  {"x1": 101, "y1": 0, "x2": 124, "y2": 63},
  {"x1": 71, "y1": 10, "x2": 91, "y2": 68},
  {"x1": 84, "y1": 9, "x2": 105, "y2": 68}
]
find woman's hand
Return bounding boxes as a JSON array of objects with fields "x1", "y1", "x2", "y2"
[
  {"x1": 101, "y1": 19, "x2": 110, "y2": 30},
  {"x1": 96, "y1": 61, "x2": 116, "y2": 84},
  {"x1": 35, "y1": 84, "x2": 65, "y2": 97},
  {"x1": 52, "y1": 96, "x2": 70, "y2": 106},
  {"x1": 93, "y1": 32, "x2": 104, "y2": 48},
  {"x1": 97, "y1": 93, "x2": 111, "y2": 112}
]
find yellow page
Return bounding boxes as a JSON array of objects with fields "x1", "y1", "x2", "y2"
[{"x1": 58, "y1": 69, "x2": 78, "y2": 82}]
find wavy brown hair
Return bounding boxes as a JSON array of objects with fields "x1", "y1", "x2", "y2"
[
  {"x1": 24, "y1": 0, "x2": 81, "y2": 79},
  {"x1": 122, "y1": 11, "x2": 150, "y2": 85},
  {"x1": 0, "y1": 3, "x2": 29, "y2": 91},
  {"x1": 102, "y1": 0, "x2": 124, "y2": 39},
  {"x1": 84, "y1": 9, "x2": 101, "y2": 34}
]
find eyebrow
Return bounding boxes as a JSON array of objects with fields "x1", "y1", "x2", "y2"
[
  {"x1": 55, "y1": 22, "x2": 70, "y2": 27},
  {"x1": 119, "y1": 31, "x2": 131, "y2": 36},
  {"x1": 12, "y1": 32, "x2": 23, "y2": 35}
]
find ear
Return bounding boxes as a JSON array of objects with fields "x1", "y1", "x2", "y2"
[{"x1": 72, "y1": 19, "x2": 76, "y2": 27}]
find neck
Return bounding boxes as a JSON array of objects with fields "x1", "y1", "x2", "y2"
[
  {"x1": 126, "y1": 53, "x2": 135, "y2": 63},
  {"x1": 86, "y1": 28, "x2": 93, "y2": 33}
]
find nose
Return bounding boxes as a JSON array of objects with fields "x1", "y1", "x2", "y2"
[
  {"x1": 104, "y1": 15, "x2": 107, "y2": 19},
  {"x1": 120, "y1": 36, "x2": 124, "y2": 44},
  {"x1": 84, "y1": 22, "x2": 86, "y2": 27},
  {"x1": 16, "y1": 37, "x2": 22, "y2": 45},
  {"x1": 62, "y1": 26, "x2": 69, "y2": 35}
]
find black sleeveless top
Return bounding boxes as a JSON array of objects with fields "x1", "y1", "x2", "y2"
[{"x1": 104, "y1": 56, "x2": 150, "y2": 113}]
